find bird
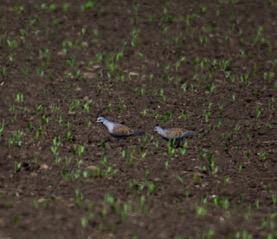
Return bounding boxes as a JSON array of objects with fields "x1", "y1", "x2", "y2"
[
  {"x1": 154, "y1": 125, "x2": 195, "y2": 141},
  {"x1": 96, "y1": 116, "x2": 144, "y2": 138}
]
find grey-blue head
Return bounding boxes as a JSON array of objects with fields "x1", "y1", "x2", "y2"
[
  {"x1": 96, "y1": 116, "x2": 107, "y2": 123},
  {"x1": 154, "y1": 125, "x2": 164, "y2": 134}
]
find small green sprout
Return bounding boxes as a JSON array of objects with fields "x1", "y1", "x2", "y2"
[
  {"x1": 167, "y1": 142, "x2": 175, "y2": 158},
  {"x1": 8, "y1": 130, "x2": 24, "y2": 147},
  {"x1": 80, "y1": 216, "x2": 89, "y2": 229},
  {"x1": 7, "y1": 39, "x2": 18, "y2": 49},
  {"x1": 15, "y1": 161, "x2": 22, "y2": 173},
  {"x1": 82, "y1": 100, "x2": 91, "y2": 113},
  {"x1": 0, "y1": 121, "x2": 4, "y2": 138},
  {"x1": 240, "y1": 72, "x2": 251, "y2": 86},
  {"x1": 69, "y1": 99, "x2": 81, "y2": 113},
  {"x1": 62, "y1": 3, "x2": 70, "y2": 12},
  {"x1": 196, "y1": 206, "x2": 207, "y2": 217},
  {"x1": 74, "y1": 188, "x2": 84, "y2": 207},
  {"x1": 65, "y1": 131, "x2": 73, "y2": 142},
  {"x1": 257, "y1": 151, "x2": 267, "y2": 161},
  {"x1": 159, "y1": 89, "x2": 166, "y2": 101},
  {"x1": 255, "y1": 106, "x2": 263, "y2": 119},
  {"x1": 130, "y1": 28, "x2": 140, "y2": 48},
  {"x1": 81, "y1": 1, "x2": 95, "y2": 11},
  {"x1": 15, "y1": 92, "x2": 24, "y2": 103},
  {"x1": 50, "y1": 136, "x2": 61, "y2": 157},
  {"x1": 73, "y1": 144, "x2": 85, "y2": 157},
  {"x1": 235, "y1": 230, "x2": 253, "y2": 239},
  {"x1": 212, "y1": 196, "x2": 230, "y2": 209}
]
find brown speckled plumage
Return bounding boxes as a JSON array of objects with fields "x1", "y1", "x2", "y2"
[
  {"x1": 154, "y1": 125, "x2": 195, "y2": 141},
  {"x1": 97, "y1": 116, "x2": 144, "y2": 138},
  {"x1": 110, "y1": 124, "x2": 136, "y2": 137}
]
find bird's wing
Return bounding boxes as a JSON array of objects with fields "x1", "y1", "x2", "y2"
[
  {"x1": 111, "y1": 124, "x2": 134, "y2": 136},
  {"x1": 165, "y1": 128, "x2": 184, "y2": 139}
]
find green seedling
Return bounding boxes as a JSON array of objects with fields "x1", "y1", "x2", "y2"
[
  {"x1": 69, "y1": 99, "x2": 81, "y2": 113},
  {"x1": 255, "y1": 106, "x2": 262, "y2": 119},
  {"x1": 199, "y1": 149, "x2": 218, "y2": 174},
  {"x1": 139, "y1": 150, "x2": 147, "y2": 160},
  {"x1": 179, "y1": 111, "x2": 189, "y2": 121},
  {"x1": 255, "y1": 199, "x2": 260, "y2": 210},
  {"x1": 261, "y1": 213, "x2": 276, "y2": 233},
  {"x1": 35, "y1": 104, "x2": 44, "y2": 114},
  {"x1": 175, "y1": 56, "x2": 186, "y2": 71},
  {"x1": 135, "y1": 87, "x2": 146, "y2": 96},
  {"x1": 74, "y1": 188, "x2": 84, "y2": 207},
  {"x1": 130, "y1": 28, "x2": 140, "y2": 48},
  {"x1": 234, "y1": 230, "x2": 253, "y2": 239},
  {"x1": 15, "y1": 161, "x2": 22, "y2": 173},
  {"x1": 202, "y1": 228, "x2": 215, "y2": 239},
  {"x1": 164, "y1": 159, "x2": 171, "y2": 169},
  {"x1": 50, "y1": 136, "x2": 61, "y2": 157},
  {"x1": 100, "y1": 156, "x2": 118, "y2": 177},
  {"x1": 82, "y1": 100, "x2": 91, "y2": 113},
  {"x1": 81, "y1": 1, "x2": 95, "y2": 11},
  {"x1": 80, "y1": 216, "x2": 89, "y2": 229},
  {"x1": 167, "y1": 142, "x2": 176, "y2": 158},
  {"x1": 257, "y1": 151, "x2": 267, "y2": 161},
  {"x1": 0, "y1": 121, "x2": 4, "y2": 138},
  {"x1": 159, "y1": 112, "x2": 173, "y2": 123},
  {"x1": 253, "y1": 26, "x2": 268, "y2": 45},
  {"x1": 36, "y1": 67, "x2": 45, "y2": 77},
  {"x1": 196, "y1": 205, "x2": 207, "y2": 217},
  {"x1": 240, "y1": 72, "x2": 251, "y2": 86},
  {"x1": 199, "y1": 35, "x2": 209, "y2": 45},
  {"x1": 213, "y1": 196, "x2": 230, "y2": 209},
  {"x1": 264, "y1": 71, "x2": 275, "y2": 81},
  {"x1": 104, "y1": 193, "x2": 131, "y2": 220},
  {"x1": 140, "y1": 108, "x2": 149, "y2": 117},
  {"x1": 66, "y1": 57, "x2": 76, "y2": 67},
  {"x1": 73, "y1": 144, "x2": 85, "y2": 157},
  {"x1": 15, "y1": 92, "x2": 24, "y2": 103},
  {"x1": 35, "y1": 126, "x2": 43, "y2": 139},
  {"x1": 62, "y1": 3, "x2": 70, "y2": 12},
  {"x1": 10, "y1": 5, "x2": 25, "y2": 14},
  {"x1": 65, "y1": 130, "x2": 73, "y2": 142},
  {"x1": 0, "y1": 67, "x2": 7, "y2": 77},
  {"x1": 116, "y1": 99, "x2": 127, "y2": 113},
  {"x1": 7, "y1": 39, "x2": 18, "y2": 49},
  {"x1": 158, "y1": 89, "x2": 166, "y2": 101},
  {"x1": 50, "y1": 104, "x2": 60, "y2": 113},
  {"x1": 41, "y1": 114, "x2": 49, "y2": 125},
  {"x1": 179, "y1": 141, "x2": 189, "y2": 156},
  {"x1": 39, "y1": 48, "x2": 51, "y2": 63},
  {"x1": 272, "y1": 193, "x2": 277, "y2": 204},
  {"x1": 204, "y1": 103, "x2": 213, "y2": 123},
  {"x1": 161, "y1": 7, "x2": 175, "y2": 24},
  {"x1": 129, "y1": 180, "x2": 156, "y2": 195},
  {"x1": 8, "y1": 130, "x2": 24, "y2": 147}
]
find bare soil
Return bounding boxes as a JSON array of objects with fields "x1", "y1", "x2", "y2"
[{"x1": 0, "y1": 0, "x2": 276, "y2": 238}]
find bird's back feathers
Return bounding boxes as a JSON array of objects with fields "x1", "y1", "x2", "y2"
[
  {"x1": 97, "y1": 117, "x2": 144, "y2": 138},
  {"x1": 110, "y1": 123, "x2": 135, "y2": 137},
  {"x1": 156, "y1": 127, "x2": 195, "y2": 140}
]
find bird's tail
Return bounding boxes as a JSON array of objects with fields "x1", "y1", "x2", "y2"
[
  {"x1": 133, "y1": 130, "x2": 145, "y2": 136},
  {"x1": 182, "y1": 131, "x2": 196, "y2": 138}
]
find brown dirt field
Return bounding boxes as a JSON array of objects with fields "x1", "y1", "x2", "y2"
[{"x1": 0, "y1": 0, "x2": 276, "y2": 238}]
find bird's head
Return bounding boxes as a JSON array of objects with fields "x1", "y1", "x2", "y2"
[
  {"x1": 96, "y1": 116, "x2": 106, "y2": 123},
  {"x1": 154, "y1": 125, "x2": 161, "y2": 132}
]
